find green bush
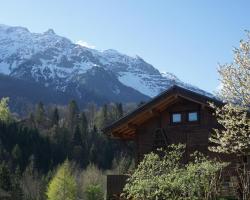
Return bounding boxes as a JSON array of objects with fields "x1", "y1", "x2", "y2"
[
  {"x1": 85, "y1": 184, "x2": 103, "y2": 200},
  {"x1": 122, "y1": 144, "x2": 228, "y2": 200}
]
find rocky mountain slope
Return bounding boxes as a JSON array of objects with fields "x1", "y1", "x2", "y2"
[{"x1": 0, "y1": 24, "x2": 214, "y2": 112}]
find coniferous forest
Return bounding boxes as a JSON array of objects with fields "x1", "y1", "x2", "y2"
[{"x1": 0, "y1": 98, "x2": 136, "y2": 200}]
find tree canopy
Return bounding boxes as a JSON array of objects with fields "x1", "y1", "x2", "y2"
[
  {"x1": 0, "y1": 97, "x2": 12, "y2": 123},
  {"x1": 123, "y1": 145, "x2": 226, "y2": 200}
]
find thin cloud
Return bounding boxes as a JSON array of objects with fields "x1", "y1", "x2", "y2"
[{"x1": 76, "y1": 40, "x2": 96, "y2": 49}]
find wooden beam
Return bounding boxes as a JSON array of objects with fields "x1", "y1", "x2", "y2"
[
  {"x1": 149, "y1": 108, "x2": 160, "y2": 116},
  {"x1": 127, "y1": 122, "x2": 138, "y2": 130},
  {"x1": 178, "y1": 94, "x2": 207, "y2": 107}
]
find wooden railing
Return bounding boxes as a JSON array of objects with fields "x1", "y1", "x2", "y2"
[{"x1": 106, "y1": 174, "x2": 129, "y2": 200}]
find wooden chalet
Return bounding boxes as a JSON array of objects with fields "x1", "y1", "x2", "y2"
[{"x1": 103, "y1": 85, "x2": 236, "y2": 199}]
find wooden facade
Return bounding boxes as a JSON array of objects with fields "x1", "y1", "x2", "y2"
[{"x1": 103, "y1": 85, "x2": 236, "y2": 199}]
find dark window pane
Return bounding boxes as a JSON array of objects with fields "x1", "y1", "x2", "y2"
[
  {"x1": 172, "y1": 113, "x2": 181, "y2": 123},
  {"x1": 188, "y1": 112, "x2": 198, "y2": 122}
]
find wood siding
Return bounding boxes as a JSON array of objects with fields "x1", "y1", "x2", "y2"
[{"x1": 136, "y1": 98, "x2": 218, "y2": 164}]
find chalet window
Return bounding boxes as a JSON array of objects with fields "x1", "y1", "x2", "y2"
[
  {"x1": 188, "y1": 112, "x2": 198, "y2": 122},
  {"x1": 172, "y1": 113, "x2": 181, "y2": 123}
]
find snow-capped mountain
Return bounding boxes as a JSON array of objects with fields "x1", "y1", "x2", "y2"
[{"x1": 0, "y1": 24, "x2": 214, "y2": 111}]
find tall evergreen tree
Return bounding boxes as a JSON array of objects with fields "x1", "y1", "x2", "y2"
[
  {"x1": 0, "y1": 97, "x2": 12, "y2": 123},
  {"x1": 102, "y1": 104, "x2": 108, "y2": 125},
  {"x1": 28, "y1": 112, "x2": 36, "y2": 128},
  {"x1": 86, "y1": 103, "x2": 97, "y2": 130},
  {"x1": 72, "y1": 125, "x2": 82, "y2": 146},
  {"x1": 35, "y1": 102, "x2": 45, "y2": 124},
  {"x1": 67, "y1": 100, "x2": 79, "y2": 132},
  {"x1": 47, "y1": 160, "x2": 77, "y2": 200},
  {"x1": 51, "y1": 107, "x2": 59, "y2": 126},
  {"x1": 11, "y1": 144, "x2": 22, "y2": 167},
  {"x1": 95, "y1": 104, "x2": 109, "y2": 129},
  {"x1": 116, "y1": 103, "x2": 123, "y2": 119},
  {"x1": 0, "y1": 162, "x2": 12, "y2": 192},
  {"x1": 79, "y1": 112, "x2": 88, "y2": 138},
  {"x1": 11, "y1": 167, "x2": 23, "y2": 200}
]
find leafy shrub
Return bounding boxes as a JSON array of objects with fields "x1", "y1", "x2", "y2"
[
  {"x1": 85, "y1": 184, "x2": 104, "y2": 200},
  {"x1": 122, "y1": 144, "x2": 228, "y2": 200}
]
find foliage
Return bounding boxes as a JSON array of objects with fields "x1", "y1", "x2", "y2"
[
  {"x1": 217, "y1": 31, "x2": 250, "y2": 107},
  {"x1": 20, "y1": 160, "x2": 46, "y2": 200},
  {"x1": 209, "y1": 103, "x2": 250, "y2": 154},
  {"x1": 35, "y1": 102, "x2": 45, "y2": 125},
  {"x1": 0, "y1": 162, "x2": 24, "y2": 200},
  {"x1": 111, "y1": 153, "x2": 135, "y2": 174},
  {"x1": 80, "y1": 164, "x2": 105, "y2": 199},
  {"x1": 209, "y1": 31, "x2": 250, "y2": 200},
  {"x1": 11, "y1": 144, "x2": 23, "y2": 166},
  {"x1": 51, "y1": 107, "x2": 59, "y2": 126},
  {"x1": 11, "y1": 167, "x2": 23, "y2": 200},
  {"x1": 209, "y1": 31, "x2": 250, "y2": 155},
  {"x1": 47, "y1": 160, "x2": 77, "y2": 200},
  {"x1": 67, "y1": 100, "x2": 79, "y2": 131},
  {"x1": 0, "y1": 97, "x2": 12, "y2": 123},
  {"x1": 122, "y1": 144, "x2": 227, "y2": 200},
  {"x1": 0, "y1": 99, "x2": 131, "y2": 199},
  {"x1": 0, "y1": 162, "x2": 12, "y2": 192},
  {"x1": 85, "y1": 184, "x2": 104, "y2": 200}
]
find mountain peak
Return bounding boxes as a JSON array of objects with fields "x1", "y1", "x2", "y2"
[
  {"x1": 0, "y1": 24, "x2": 214, "y2": 104},
  {"x1": 44, "y1": 28, "x2": 55, "y2": 35},
  {"x1": 0, "y1": 24, "x2": 29, "y2": 33},
  {"x1": 103, "y1": 49, "x2": 120, "y2": 55}
]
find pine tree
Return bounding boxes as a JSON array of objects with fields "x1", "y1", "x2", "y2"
[
  {"x1": 67, "y1": 100, "x2": 79, "y2": 132},
  {"x1": 0, "y1": 97, "x2": 12, "y2": 123},
  {"x1": 102, "y1": 104, "x2": 108, "y2": 125},
  {"x1": 11, "y1": 167, "x2": 23, "y2": 200},
  {"x1": 116, "y1": 103, "x2": 123, "y2": 119},
  {"x1": 35, "y1": 102, "x2": 45, "y2": 124},
  {"x1": 72, "y1": 125, "x2": 82, "y2": 146},
  {"x1": 86, "y1": 103, "x2": 97, "y2": 130},
  {"x1": 51, "y1": 107, "x2": 59, "y2": 126},
  {"x1": 79, "y1": 112, "x2": 88, "y2": 138},
  {"x1": 85, "y1": 184, "x2": 104, "y2": 200},
  {"x1": 89, "y1": 144, "x2": 98, "y2": 164},
  {"x1": 28, "y1": 112, "x2": 36, "y2": 128},
  {"x1": 95, "y1": 104, "x2": 109, "y2": 129},
  {"x1": 47, "y1": 160, "x2": 77, "y2": 200},
  {"x1": 11, "y1": 144, "x2": 22, "y2": 167},
  {"x1": 0, "y1": 162, "x2": 12, "y2": 192}
]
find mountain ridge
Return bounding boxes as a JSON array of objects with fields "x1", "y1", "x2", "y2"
[{"x1": 0, "y1": 24, "x2": 214, "y2": 113}]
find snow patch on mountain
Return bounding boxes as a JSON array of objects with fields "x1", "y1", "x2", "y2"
[
  {"x1": 76, "y1": 40, "x2": 96, "y2": 49},
  {"x1": 0, "y1": 24, "x2": 215, "y2": 102},
  {"x1": 118, "y1": 72, "x2": 159, "y2": 97},
  {"x1": 0, "y1": 62, "x2": 11, "y2": 74}
]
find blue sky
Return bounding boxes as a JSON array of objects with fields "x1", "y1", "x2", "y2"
[{"x1": 0, "y1": 0, "x2": 249, "y2": 93}]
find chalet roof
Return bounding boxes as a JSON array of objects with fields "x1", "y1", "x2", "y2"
[{"x1": 103, "y1": 85, "x2": 223, "y2": 139}]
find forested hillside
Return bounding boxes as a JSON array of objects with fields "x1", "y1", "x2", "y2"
[{"x1": 0, "y1": 97, "x2": 135, "y2": 199}]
